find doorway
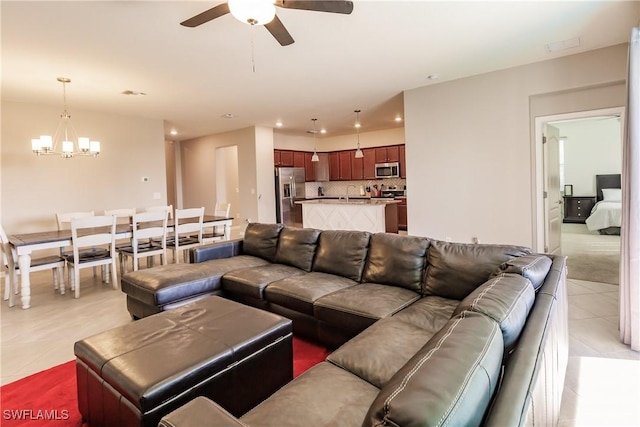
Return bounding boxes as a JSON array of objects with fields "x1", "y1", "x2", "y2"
[{"x1": 535, "y1": 107, "x2": 624, "y2": 284}]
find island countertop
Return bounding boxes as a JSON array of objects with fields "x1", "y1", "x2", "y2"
[{"x1": 296, "y1": 199, "x2": 400, "y2": 205}]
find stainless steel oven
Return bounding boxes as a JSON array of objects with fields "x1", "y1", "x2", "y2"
[{"x1": 375, "y1": 162, "x2": 400, "y2": 179}]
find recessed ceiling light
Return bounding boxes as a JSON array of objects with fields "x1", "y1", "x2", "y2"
[
  {"x1": 222, "y1": 113, "x2": 235, "y2": 119},
  {"x1": 275, "y1": 121, "x2": 283, "y2": 127},
  {"x1": 170, "y1": 130, "x2": 178, "y2": 136},
  {"x1": 320, "y1": 128, "x2": 327, "y2": 134}
]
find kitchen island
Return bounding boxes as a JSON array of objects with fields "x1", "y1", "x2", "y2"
[{"x1": 297, "y1": 199, "x2": 399, "y2": 233}]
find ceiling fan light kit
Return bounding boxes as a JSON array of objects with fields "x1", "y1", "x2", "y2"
[
  {"x1": 181, "y1": 0, "x2": 354, "y2": 46},
  {"x1": 228, "y1": 0, "x2": 276, "y2": 26}
]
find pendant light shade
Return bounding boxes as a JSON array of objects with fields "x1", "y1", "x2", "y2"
[
  {"x1": 354, "y1": 109, "x2": 364, "y2": 158},
  {"x1": 311, "y1": 118, "x2": 320, "y2": 162}
]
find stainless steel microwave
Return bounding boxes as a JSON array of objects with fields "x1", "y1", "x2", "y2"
[{"x1": 375, "y1": 162, "x2": 400, "y2": 179}]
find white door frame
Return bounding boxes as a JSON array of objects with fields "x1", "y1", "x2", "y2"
[{"x1": 532, "y1": 106, "x2": 625, "y2": 252}]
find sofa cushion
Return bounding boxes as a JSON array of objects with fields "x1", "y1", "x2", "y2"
[
  {"x1": 491, "y1": 254, "x2": 553, "y2": 291},
  {"x1": 362, "y1": 233, "x2": 429, "y2": 292},
  {"x1": 328, "y1": 318, "x2": 436, "y2": 389},
  {"x1": 121, "y1": 255, "x2": 269, "y2": 307},
  {"x1": 454, "y1": 273, "x2": 535, "y2": 351},
  {"x1": 242, "y1": 223, "x2": 283, "y2": 262},
  {"x1": 314, "y1": 284, "x2": 420, "y2": 334},
  {"x1": 222, "y1": 264, "x2": 305, "y2": 300},
  {"x1": 274, "y1": 227, "x2": 321, "y2": 272},
  {"x1": 391, "y1": 296, "x2": 459, "y2": 334},
  {"x1": 313, "y1": 230, "x2": 371, "y2": 282},
  {"x1": 423, "y1": 240, "x2": 531, "y2": 300},
  {"x1": 264, "y1": 272, "x2": 357, "y2": 316},
  {"x1": 363, "y1": 312, "x2": 504, "y2": 427},
  {"x1": 242, "y1": 362, "x2": 380, "y2": 427}
]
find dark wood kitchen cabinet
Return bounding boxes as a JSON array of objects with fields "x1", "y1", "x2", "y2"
[
  {"x1": 329, "y1": 152, "x2": 340, "y2": 181},
  {"x1": 397, "y1": 197, "x2": 407, "y2": 231},
  {"x1": 274, "y1": 150, "x2": 294, "y2": 167},
  {"x1": 339, "y1": 151, "x2": 352, "y2": 180},
  {"x1": 375, "y1": 145, "x2": 400, "y2": 163},
  {"x1": 563, "y1": 196, "x2": 596, "y2": 223},
  {"x1": 293, "y1": 151, "x2": 305, "y2": 168},
  {"x1": 399, "y1": 145, "x2": 406, "y2": 178},
  {"x1": 363, "y1": 148, "x2": 377, "y2": 179},
  {"x1": 351, "y1": 152, "x2": 364, "y2": 180},
  {"x1": 304, "y1": 152, "x2": 315, "y2": 182}
]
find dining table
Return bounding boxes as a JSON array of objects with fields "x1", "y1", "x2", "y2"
[{"x1": 7, "y1": 215, "x2": 233, "y2": 309}]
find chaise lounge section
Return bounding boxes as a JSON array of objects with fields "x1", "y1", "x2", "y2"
[{"x1": 119, "y1": 222, "x2": 567, "y2": 426}]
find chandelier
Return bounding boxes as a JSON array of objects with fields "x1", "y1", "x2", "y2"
[
  {"x1": 354, "y1": 109, "x2": 364, "y2": 158},
  {"x1": 31, "y1": 77, "x2": 101, "y2": 158}
]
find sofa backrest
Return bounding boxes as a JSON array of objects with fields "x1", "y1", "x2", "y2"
[
  {"x1": 274, "y1": 227, "x2": 321, "y2": 272},
  {"x1": 362, "y1": 233, "x2": 430, "y2": 293},
  {"x1": 453, "y1": 273, "x2": 535, "y2": 352},
  {"x1": 242, "y1": 223, "x2": 284, "y2": 262},
  {"x1": 423, "y1": 240, "x2": 531, "y2": 300},
  {"x1": 491, "y1": 254, "x2": 553, "y2": 291},
  {"x1": 363, "y1": 311, "x2": 503, "y2": 427},
  {"x1": 313, "y1": 230, "x2": 371, "y2": 282}
]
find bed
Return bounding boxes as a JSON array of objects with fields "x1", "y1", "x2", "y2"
[{"x1": 585, "y1": 174, "x2": 621, "y2": 235}]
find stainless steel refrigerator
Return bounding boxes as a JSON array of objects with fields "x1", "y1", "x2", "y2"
[{"x1": 275, "y1": 167, "x2": 306, "y2": 227}]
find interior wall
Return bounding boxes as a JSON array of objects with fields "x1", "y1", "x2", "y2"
[
  {"x1": 404, "y1": 43, "x2": 628, "y2": 247},
  {"x1": 180, "y1": 126, "x2": 274, "y2": 226},
  {"x1": 274, "y1": 127, "x2": 405, "y2": 152},
  {"x1": 1, "y1": 100, "x2": 166, "y2": 233},
  {"x1": 555, "y1": 118, "x2": 622, "y2": 196},
  {"x1": 215, "y1": 145, "x2": 240, "y2": 222}
]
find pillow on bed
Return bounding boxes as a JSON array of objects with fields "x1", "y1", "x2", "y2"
[{"x1": 602, "y1": 188, "x2": 622, "y2": 202}]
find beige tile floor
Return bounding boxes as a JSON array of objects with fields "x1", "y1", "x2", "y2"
[{"x1": 1, "y1": 234, "x2": 639, "y2": 426}]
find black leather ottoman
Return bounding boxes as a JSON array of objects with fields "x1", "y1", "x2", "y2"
[{"x1": 74, "y1": 296, "x2": 293, "y2": 427}]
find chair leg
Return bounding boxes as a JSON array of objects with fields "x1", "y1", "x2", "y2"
[
  {"x1": 3, "y1": 275, "x2": 9, "y2": 301},
  {"x1": 111, "y1": 261, "x2": 118, "y2": 290},
  {"x1": 52, "y1": 269, "x2": 59, "y2": 291},
  {"x1": 58, "y1": 267, "x2": 65, "y2": 295},
  {"x1": 104, "y1": 264, "x2": 110, "y2": 284},
  {"x1": 69, "y1": 266, "x2": 75, "y2": 292},
  {"x1": 74, "y1": 267, "x2": 80, "y2": 299}
]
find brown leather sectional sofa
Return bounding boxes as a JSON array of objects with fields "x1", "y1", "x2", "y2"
[{"x1": 121, "y1": 222, "x2": 569, "y2": 426}]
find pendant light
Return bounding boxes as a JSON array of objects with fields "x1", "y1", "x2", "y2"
[
  {"x1": 311, "y1": 118, "x2": 320, "y2": 162},
  {"x1": 354, "y1": 109, "x2": 364, "y2": 158}
]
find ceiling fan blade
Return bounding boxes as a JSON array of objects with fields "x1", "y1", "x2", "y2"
[
  {"x1": 276, "y1": 1, "x2": 354, "y2": 14},
  {"x1": 264, "y1": 15, "x2": 295, "y2": 46},
  {"x1": 180, "y1": 3, "x2": 231, "y2": 27}
]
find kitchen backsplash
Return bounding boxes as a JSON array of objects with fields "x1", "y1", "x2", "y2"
[{"x1": 304, "y1": 178, "x2": 406, "y2": 198}]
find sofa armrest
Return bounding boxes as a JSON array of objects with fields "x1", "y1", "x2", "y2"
[
  {"x1": 159, "y1": 396, "x2": 247, "y2": 427},
  {"x1": 189, "y1": 239, "x2": 244, "y2": 263}
]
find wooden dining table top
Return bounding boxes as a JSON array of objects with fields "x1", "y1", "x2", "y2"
[{"x1": 8, "y1": 215, "x2": 232, "y2": 247}]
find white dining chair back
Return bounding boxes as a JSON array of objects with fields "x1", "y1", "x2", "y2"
[
  {"x1": 144, "y1": 205, "x2": 173, "y2": 220},
  {"x1": 167, "y1": 207, "x2": 204, "y2": 263},
  {"x1": 56, "y1": 211, "x2": 95, "y2": 231},
  {"x1": 202, "y1": 203, "x2": 231, "y2": 244},
  {"x1": 103, "y1": 208, "x2": 135, "y2": 224},
  {"x1": 119, "y1": 210, "x2": 169, "y2": 272},
  {"x1": 64, "y1": 215, "x2": 117, "y2": 298},
  {"x1": 1, "y1": 224, "x2": 66, "y2": 304}
]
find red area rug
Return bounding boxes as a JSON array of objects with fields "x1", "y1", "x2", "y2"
[{"x1": 0, "y1": 337, "x2": 329, "y2": 426}]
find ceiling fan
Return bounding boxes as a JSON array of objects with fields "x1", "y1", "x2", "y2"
[{"x1": 180, "y1": 0, "x2": 354, "y2": 46}]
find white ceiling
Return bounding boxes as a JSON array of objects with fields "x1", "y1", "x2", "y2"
[{"x1": 2, "y1": 1, "x2": 638, "y2": 141}]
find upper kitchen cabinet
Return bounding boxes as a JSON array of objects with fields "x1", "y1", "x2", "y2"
[
  {"x1": 351, "y1": 151, "x2": 364, "y2": 180},
  {"x1": 293, "y1": 151, "x2": 305, "y2": 168},
  {"x1": 304, "y1": 152, "x2": 315, "y2": 182},
  {"x1": 399, "y1": 145, "x2": 406, "y2": 178},
  {"x1": 274, "y1": 149, "x2": 294, "y2": 167},
  {"x1": 329, "y1": 152, "x2": 340, "y2": 181},
  {"x1": 362, "y1": 148, "x2": 377, "y2": 179},
  {"x1": 339, "y1": 151, "x2": 352, "y2": 181},
  {"x1": 375, "y1": 146, "x2": 400, "y2": 163}
]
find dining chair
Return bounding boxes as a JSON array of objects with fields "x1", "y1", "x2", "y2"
[
  {"x1": 166, "y1": 207, "x2": 204, "y2": 263},
  {"x1": 119, "y1": 210, "x2": 169, "y2": 273},
  {"x1": 144, "y1": 205, "x2": 173, "y2": 220},
  {"x1": 202, "y1": 202, "x2": 231, "y2": 244},
  {"x1": 56, "y1": 210, "x2": 106, "y2": 278},
  {"x1": 104, "y1": 208, "x2": 136, "y2": 261},
  {"x1": 64, "y1": 215, "x2": 118, "y2": 299},
  {"x1": 1, "y1": 225, "x2": 66, "y2": 304}
]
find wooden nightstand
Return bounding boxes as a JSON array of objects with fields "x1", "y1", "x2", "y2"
[{"x1": 563, "y1": 196, "x2": 596, "y2": 224}]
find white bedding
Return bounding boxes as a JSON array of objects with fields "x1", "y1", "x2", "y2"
[{"x1": 585, "y1": 200, "x2": 622, "y2": 231}]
